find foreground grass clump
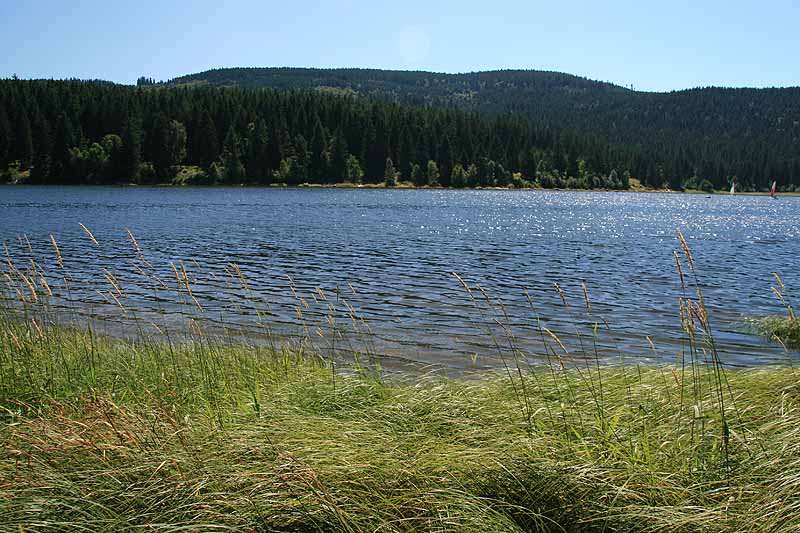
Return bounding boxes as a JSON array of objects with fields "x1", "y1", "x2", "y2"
[{"x1": 1, "y1": 317, "x2": 800, "y2": 532}]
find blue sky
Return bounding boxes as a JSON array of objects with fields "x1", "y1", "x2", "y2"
[{"x1": 2, "y1": 0, "x2": 798, "y2": 92}]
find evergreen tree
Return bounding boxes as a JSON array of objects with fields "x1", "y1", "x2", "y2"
[
  {"x1": 246, "y1": 118, "x2": 270, "y2": 182},
  {"x1": 221, "y1": 126, "x2": 245, "y2": 182},
  {"x1": 437, "y1": 136, "x2": 453, "y2": 187},
  {"x1": 344, "y1": 154, "x2": 363, "y2": 184},
  {"x1": 361, "y1": 118, "x2": 384, "y2": 182},
  {"x1": 268, "y1": 119, "x2": 290, "y2": 172},
  {"x1": 165, "y1": 120, "x2": 188, "y2": 169},
  {"x1": 384, "y1": 157, "x2": 398, "y2": 187},
  {"x1": 425, "y1": 160, "x2": 440, "y2": 186},
  {"x1": 15, "y1": 109, "x2": 33, "y2": 170},
  {"x1": 153, "y1": 119, "x2": 187, "y2": 177},
  {"x1": 120, "y1": 113, "x2": 142, "y2": 182},
  {"x1": 102, "y1": 134, "x2": 123, "y2": 180},
  {"x1": 292, "y1": 134, "x2": 310, "y2": 184},
  {"x1": 309, "y1": 116, "x2": 328, "y2": 179},
  {"x1": 522, "y1": 149, "x2": 539, "y2": 180},
  {"x1": 194, "y1": 111, "x2": 219, "y2": 167},
  {"x1": 410, "y1": 163, "x2": 424, "y2": 186},
  {"x1": 53, "y1": 113, "x2": 78, "y2": 179},
  {"x1": 465, "y1": 163, "x2": 479, "y2": 187},
  {"x1": 450, "y1": 163, "x2": 467, "y2": 188},
  {"x1": 30, "y1": 113, "x2": 52, "y2": 183},
  {"x1": 329, "y1": 129, "x2": 348, "y2": 182},
  {"x1": 0, "y1": 106, "x2": 12, "y2": 172}
]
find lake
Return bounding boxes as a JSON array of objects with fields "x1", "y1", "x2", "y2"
[{"x1": 1, "y1": 186, "x2": 798, "y2": 369}]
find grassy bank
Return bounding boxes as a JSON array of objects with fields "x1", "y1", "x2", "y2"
[{"x1": 1, "y1": 313, "x2": 799, "y2": 532}]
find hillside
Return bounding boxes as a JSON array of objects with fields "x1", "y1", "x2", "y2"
[
  {"x1": 167, "y1": 68, "x2": 800, "y2": 190},
  {"x1": 0, "y1": 79, "x2": 629, "y2": 189}
]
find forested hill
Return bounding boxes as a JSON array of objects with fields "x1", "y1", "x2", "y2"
[
  {"x1": 166, "y1": 68, "x2": 800, "y2": 191},
  {"x1": 2, "y1": 73, "x2": 799, "y2": 191},
  {"x1": 0, "y1": 79, "x2": 634, "y2": 189}
]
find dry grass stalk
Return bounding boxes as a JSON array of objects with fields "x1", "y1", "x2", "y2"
[
  {"x1": 676, "y1": 228, "x2": 695, "y2": 272},
  {"x1": 107, "y1": 291, "x2": 125, "y2": 310},
  {"x1": 38, "y1": 274, "x2": 53, "y2": 297},
  {"x1": 179, "y1": 263, "x2": 202, "y2": 311},
  {"x1": 103, "y1": 269, "x2": 123, "y2": 297},
  {"x1": 30, "y1": 317, "x2": 44, "y2": 338},
  {"x1": 543, "y1": 327, "x2": 569, "y2": 355},
  {"x1": 646, "y1": 335, "x2": 656, "y2": 351},
  {"x1": 451, "y1": 272, "x2": 473, "y2": 297},
  {"x1": 772, "y1": 287, "x2": 785, "y2": 301},
  {"x1": 673, "y1": 250, "x2": 685, "y2": 289},
  {"x1": 772, "y1": 272, "x2": 786, "y2": 292},
  {"x1": 49, "y1": 234, "x2": 63, "y2": 268},
  {"x1": 18, "y1": 271, "x2": 38, "y2": 303},
  {"x1": 79, "y1": 223, "x2": 99, "y2": 246},
  {"x1": 581, "y1": 281, "x2": 592, "y2": 315},
  {"x1": 554, "y1": 282, "x2": 570, "y2": 308},
  {"x1": 170, "y1": 262, "x2": 181, "y2": 285}
]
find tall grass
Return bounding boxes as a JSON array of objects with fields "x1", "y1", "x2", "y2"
[
  {"x1": 751, "y1": 272, "x2": 800, "y2": 349},
  {"x1": 0, "y1": 227, "x2": 799, "y2": 531}
]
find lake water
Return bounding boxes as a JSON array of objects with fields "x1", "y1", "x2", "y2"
[{"x1": 1, "y1": 186, "x2": 798, "y2": 369}]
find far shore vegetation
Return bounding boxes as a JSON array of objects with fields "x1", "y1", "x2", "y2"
[
  {"x1": 3, "y1": 79, "x2": 800, "y2": 193},
  {"x1": 6, "y1": 164, "x2": 800, "y2": 197},
  {"x1": 1, "y1": 226, "x2": 798, "y2": 531}
]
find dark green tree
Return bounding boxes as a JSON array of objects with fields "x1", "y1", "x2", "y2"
[
  {"x1": 425, "y1": 160, "x2": 440, "y2": 186},
  {"x1": 193, "y1": 111, "x2": 219, "y2": 167},
  {"x1": 221, "y1": 126, "x2": 245, "y2": 182},
  {"x1": 410, "y1": 163, "x2": 424, "y2": 186},
  {"x1": 15, "y1": 109, "x2": 33, "y2": 170},
  {"x1": 384, "y1": 157, "x2": 397, "y2": 187},
  {"x1": 345, "y1": 154, "x2": 363, "y2": 184},
  {"x1": 120, "y1": 113, "x2": 143, "y2": 182},
  {"x1": 30, "y1": 113, "x2": 53, "y2": 182},
  {"x1": 53, "y1": 113, "x2": 78, "y2": 179},
  {"x1": 450, "y1": 163, "x2": 467, "y2": 188},
  {"x1": 246, "y1": 118, "x2": 270, "y2": 182},
  {"x1": 309, "y1": 116, "x2": 328, "y2": 179},
  {"x1": 329, "y1": 129, "x2": 348, "y2": 182},
  {"x1": 0, "y1": 106, "x2": 13, "y2": 172}
]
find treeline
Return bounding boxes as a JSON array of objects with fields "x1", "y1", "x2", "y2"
[
  {"x1": 169, "y1": 68, "x2": 800, "y2": 191},
  {"x1": 0, "y1": 79, "x2": 633, "y2": 189}
]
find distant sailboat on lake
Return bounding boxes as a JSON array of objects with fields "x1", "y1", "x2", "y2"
[
  {"x1": 730, "y1": 182, "x2": 735, "y2": 195},
  {"x1": 770, "y1": 181, "x2": 777, "y2": 199}
]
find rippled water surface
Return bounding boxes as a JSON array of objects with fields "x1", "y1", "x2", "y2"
[{"x1": 2, "y1": 186, "x2": 798, "y2": 368}]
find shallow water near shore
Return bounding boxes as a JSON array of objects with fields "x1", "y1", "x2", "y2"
[{"x1": 1, "y1": 185, "x2": 798, "y2": 368}]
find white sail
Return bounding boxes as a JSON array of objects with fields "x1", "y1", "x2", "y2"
[{"x1": 730, "y1": 182, "x2": 735, "y2": 195}]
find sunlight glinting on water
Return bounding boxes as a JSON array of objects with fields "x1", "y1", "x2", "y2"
[{"x1": 1, "y1": 187, "x2": 798, "y2": 369}]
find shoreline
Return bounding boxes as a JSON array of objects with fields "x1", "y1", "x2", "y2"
[{"x1": 3, "y1": 181, "x2": 799, "y2": 196}]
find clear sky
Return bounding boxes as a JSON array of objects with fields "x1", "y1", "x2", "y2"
[{"x1": 2, "y1": 0, "x2": 798, "y2": 92}]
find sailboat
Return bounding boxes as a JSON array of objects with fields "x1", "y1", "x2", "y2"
[
  {"x1": 730, "y1": 182, "x2": 735, "y2": 195},
  {"x1": 770, "y1": 181, "x2": 777, "y2": 199}
]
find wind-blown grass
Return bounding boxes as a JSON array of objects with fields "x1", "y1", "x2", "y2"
[
  {"x1": 1, "y1": 315, "x2": 800, "y2": 532},
  {"x1": 1, "y1": 228, "x2": 799, "y2": 531}
]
